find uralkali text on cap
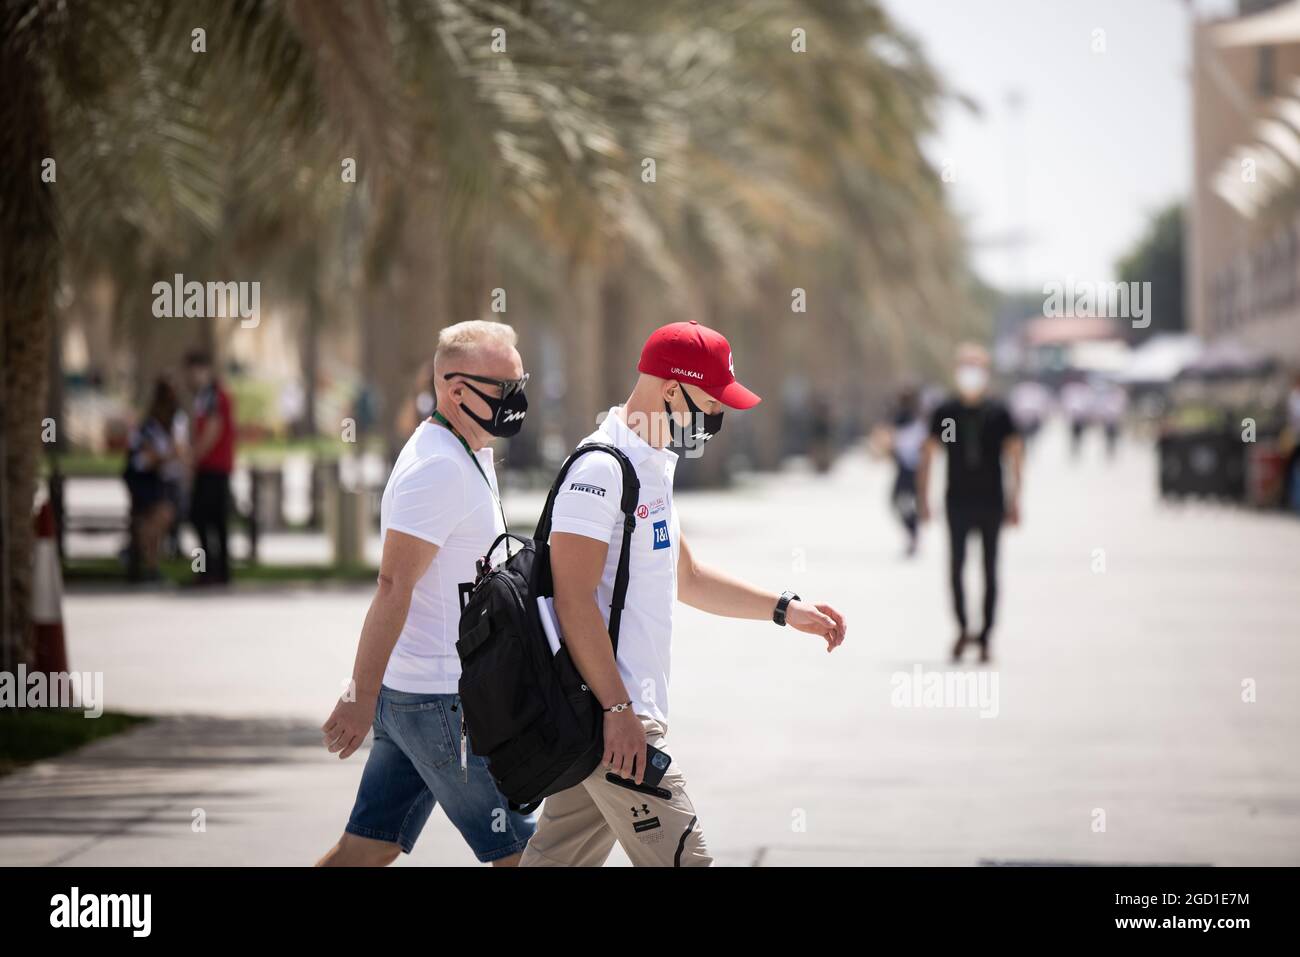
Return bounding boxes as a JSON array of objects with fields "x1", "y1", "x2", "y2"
[{"x1": 637, "y1": 320, "x2": 761, "y2": 410}]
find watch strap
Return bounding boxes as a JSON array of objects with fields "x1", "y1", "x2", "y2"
[{"x1": 773, "y1": 590, "x2": 800, "y2": 626}]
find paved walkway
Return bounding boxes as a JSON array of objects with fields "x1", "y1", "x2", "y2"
[{"x1": 4, "y1": 424, "x2": 1299, "y2": 865}]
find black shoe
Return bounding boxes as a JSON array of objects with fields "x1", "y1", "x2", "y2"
[
  {"x1": 977, "y1": 632, "x2": 991, "y2": 663},
  {"x1": 951, "y1": 632, "x2": 970, "y2": 662}
]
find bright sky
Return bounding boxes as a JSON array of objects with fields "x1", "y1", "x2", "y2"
[{"x1": 880, "y1": 0, "x2": 1238, "y2": 291}]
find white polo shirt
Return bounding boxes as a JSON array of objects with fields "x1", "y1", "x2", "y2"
[
  {"x1": 379, "y1": 420, "x2": 505, "y2": 694},
  {"x1": 548, "y1": 407, "x2": 680, "y2": 723}
]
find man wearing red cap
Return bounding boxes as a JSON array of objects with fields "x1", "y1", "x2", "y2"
[{"x1": 520, "y1": 320, "x2": 847, "y2": 867}]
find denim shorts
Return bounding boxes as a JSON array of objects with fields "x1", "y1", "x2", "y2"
[{"x1": 345, "y1": 688, "x2": 535, "y2": 862}]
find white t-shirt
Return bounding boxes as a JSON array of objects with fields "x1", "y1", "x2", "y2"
[
  {"x1": 380, "y1": 420, "x2": 505, "y2": 694},
  {"x1": 548, "y1": 407, "x2": 680, "y2": 723}
]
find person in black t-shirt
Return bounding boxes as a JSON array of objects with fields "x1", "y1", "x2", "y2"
[{"x1": 917, "y1": 344, "x2": 1024, "y2": 663}]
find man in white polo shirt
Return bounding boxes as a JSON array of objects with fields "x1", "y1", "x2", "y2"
[
  {"x1": 317, "y1": 320, "x2": 535, "y2": 866},
  {"x1": 520, "y1": 320, "x2": 847, "y2": 867}
]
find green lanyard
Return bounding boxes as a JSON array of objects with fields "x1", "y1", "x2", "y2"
[{"x1": 431, "y1": 412, "x2": 508, "y2": 532}]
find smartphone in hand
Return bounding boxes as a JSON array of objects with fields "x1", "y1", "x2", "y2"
[{"x1": 604, "y1": 743, "x2": 674, "y2": 799}]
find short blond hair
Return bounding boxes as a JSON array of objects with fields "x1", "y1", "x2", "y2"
[{"x1": 434, "y1": 320, "x2": 518, "y2": 369}]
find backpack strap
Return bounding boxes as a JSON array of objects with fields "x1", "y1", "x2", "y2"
[{"x1": 535, "y1": 442, "x2": 640, "y2": 652}]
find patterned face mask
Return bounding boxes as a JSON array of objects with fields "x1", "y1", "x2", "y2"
[
  {"x1": 665, "y1": 383, "x2": 723, "y2": 448},
  {"x1": 443, "y1": 372, "x2": 529, "y2": 437}
]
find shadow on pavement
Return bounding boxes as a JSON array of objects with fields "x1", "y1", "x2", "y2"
[{"x1": 0, "y1": 716, "x2": 332, "y2": 844}]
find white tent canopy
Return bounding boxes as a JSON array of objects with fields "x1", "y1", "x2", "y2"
[{"x1": 1118, "y1": 334, "x2": 1205, "y2": 385}]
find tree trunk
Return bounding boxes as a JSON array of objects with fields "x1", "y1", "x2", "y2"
[
  {"x1": 448, "y1": 214, "x2": 489, "y2": 327},
  {"x1": 46, "y1": 306, "x2": 63, "y2": 452},
  {"x1": 600, "y1": 268, "x2": 634, "y2": 398},
  {"x1": 1, "y1": 36, "x2": 58, "y2": 671},
  {"x1": 299, "y1": 260, "x2": 322, "y2": 438},
  {"x1": 562, "y1": 256, "x2": 604, "y2": 445},
  {"x1": 368, "y1": 186, "x2": 447, "y2": 463}
]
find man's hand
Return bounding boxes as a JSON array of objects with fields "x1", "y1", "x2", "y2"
[
  {"x1": 325, "y1": 530, "x2": 434, "y2": 762},
  {"x1": 918, "y1": 499, "x2": 931, "y2": 524},
  {"x1": 321, "y1": 691, "x2": 377, "y2": 760},
  {"x1": 1005, "y1": 499, "x2": 1021, "y2": 527},
  {"x1": 602, "y1": 708, "x2": 647, "y2": 783},
  {"x1": 787, "y1": 600, "x2": 847, "y2": 652}
]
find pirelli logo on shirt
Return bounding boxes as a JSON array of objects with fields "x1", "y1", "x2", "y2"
[{"x1": 569, "y1": 482, "x2": 607, "y2": 497}]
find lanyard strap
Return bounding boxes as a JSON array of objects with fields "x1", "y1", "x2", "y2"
[{"x1": 431, "y1": 412, "x2": 509, "y2": 533}]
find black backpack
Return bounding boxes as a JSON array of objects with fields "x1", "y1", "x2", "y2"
[{"x1": 456, "y1": 443, "x2": 639, "y2": 812}]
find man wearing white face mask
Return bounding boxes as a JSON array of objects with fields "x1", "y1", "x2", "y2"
[{"x1": 917, "y1": 343, "x2": 1024, "y2": 663}]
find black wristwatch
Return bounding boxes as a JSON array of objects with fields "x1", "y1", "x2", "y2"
[{"x1": 773, "y1": 590, "x2": 800, "y2": 627}]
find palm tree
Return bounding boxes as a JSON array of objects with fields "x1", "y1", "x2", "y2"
[
  {"x1": 0, "y1": 0, "x2": 692, "y2": 666},
  {"x1": 1, "y1": 0, "x2": 386, "y2": 668},
  {"x1": 580, "y1": 0, "x2": 982, "y2": 463},
  {"x1": 1, "y1": 6, "x2": 57, "y2": 671},
  {"x1": 2, "y1": 0, "x2": 984, "y2": 671}
]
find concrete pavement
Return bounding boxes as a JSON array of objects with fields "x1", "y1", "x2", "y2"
[{"x1": 4, "y1": 424, "x2": 1298, "y2": 865}]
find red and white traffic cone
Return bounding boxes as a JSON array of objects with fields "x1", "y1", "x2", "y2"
[{"x1": 33, "y1": 501, "x2": 68, "y2": 673}]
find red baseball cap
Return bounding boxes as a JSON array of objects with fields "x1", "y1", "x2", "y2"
[{"x1": 637, "y1": 320, "x2": 761, "y2": 410}]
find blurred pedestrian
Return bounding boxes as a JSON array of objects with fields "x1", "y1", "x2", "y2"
[
  {"x1": 808, "y1": 394, "x2": 834, "y2": 473},
  {"x1": 885, "y1": 386, "x2": 927, "y2": 557},
  {"x1": 1093, "y1": 378, "x2": 1127, "y2": 459},
  {"x1": 917, "y1": 344, "x2": 1024, "y2": 663},
  {"x1": 123, "y1": 378, "x2": 182, "y2": 582},
  {"x1": 1060, "y1": 376, "x2": 1092, "y2": 459},
  {"x1": 352, "y1": 384, "x2": 376, "y2": 434},
  {"x1": 1008, "y1": 379, "x2": 1051, "y2": 445},
  {"x1": 394, "y1": 359, "x2": 437, "y2": 440},
  {"x1": 185, "y1": 350, "x2": 236, "y2": 585},
  {"x1": 162, "y1": 399, "x2": 190, "y2": 557}
]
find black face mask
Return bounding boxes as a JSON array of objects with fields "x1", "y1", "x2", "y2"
[
  {"x1": 665, "y1": 384, "x2": 723, "y2": 449},
  {"x1": 445, "y1": 372, "x2": 529, "y2": 438}
]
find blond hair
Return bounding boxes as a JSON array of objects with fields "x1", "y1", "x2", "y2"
[{"x1": 434, "y1": 320, "x2": 518, "y2": 369}]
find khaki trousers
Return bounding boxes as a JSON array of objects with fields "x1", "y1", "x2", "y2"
[{"x1": 519, "y1": 716, "x2": 712, "y2": 867}]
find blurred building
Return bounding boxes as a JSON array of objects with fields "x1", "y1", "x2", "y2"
[
  {"x1": 1022, "y1": 315, "x2": 1127, "y2": 379},
  {"x1": 1190, "y1": 0, "x2": 1300, "y2": 366}
]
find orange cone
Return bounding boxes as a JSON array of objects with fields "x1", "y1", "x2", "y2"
[{"x1": 33, "y1": 501, "x2": 68, "y2": 673}]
